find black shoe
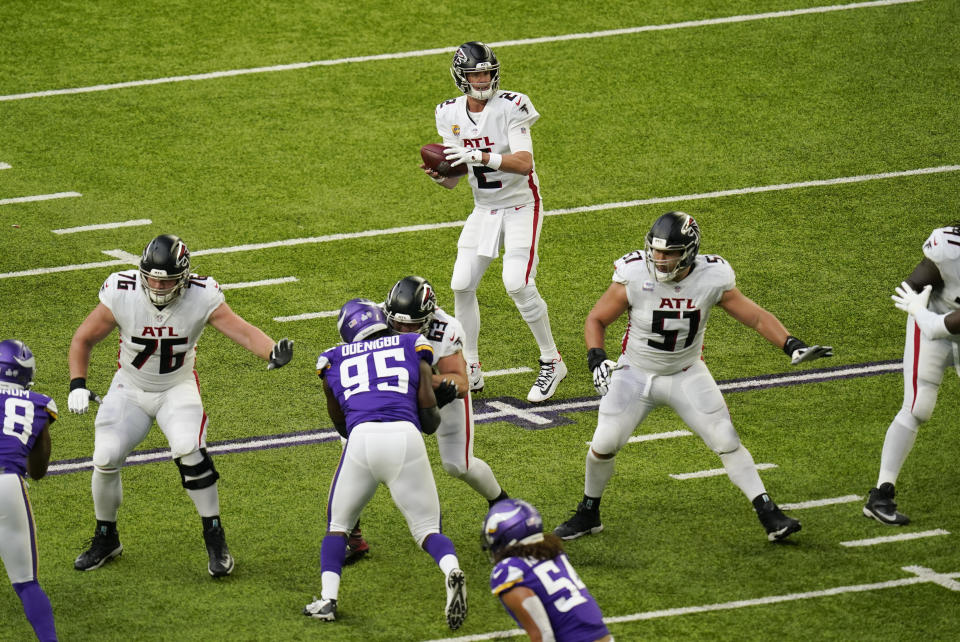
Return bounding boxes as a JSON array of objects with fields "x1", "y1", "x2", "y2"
[
  {"x1": 553, "y1": 501, "x2": 603, "y2": 540},
  {"x1": 863, "y1": 482, "x2": 910, "y2": 525},
  {"x1": 756, "y1": 498, "x2": 801, "y2": 541},
  {"x1": 74, "y1": 522, "x2": 123, "y2": 571},
  {"x1": 203, "y1": 521, "x2": 235, "y2": 577}
]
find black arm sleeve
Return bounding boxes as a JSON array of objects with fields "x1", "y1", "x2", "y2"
[{"x1": 418, "y1": 406, "x2": 441, "y2": 435}]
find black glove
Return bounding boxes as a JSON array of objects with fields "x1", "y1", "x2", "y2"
[
  {"x1": 268, "y1": 338, "x2": 294, "y2": 370},
  {"x1": 435, "y1": 378, "x2": 458, "y2": 408},
  {"x1": 587, "y1": 347, "x2": 609, "y2": 371}
]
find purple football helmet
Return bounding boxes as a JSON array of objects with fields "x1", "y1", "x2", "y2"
[
  {"x1": 482, "y1": 498, "x2": 544, "y2": 560},
  {"x1": 337, "y1": 298, "x2": 389, "y2": 343},
  {"x1": 0, "y1": 339, "x2": 36, "y2": 388}
]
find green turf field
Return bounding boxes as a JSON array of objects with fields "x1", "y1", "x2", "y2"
[{"x1": 2, "y1": 0, "x2": 959, "y2": 639}]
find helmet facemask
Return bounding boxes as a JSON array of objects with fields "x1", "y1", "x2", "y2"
[
  {"x1": 139, "y1": 234, "x2": 191, "y2": 306},
  {"x1": 385, "y1": 276, "x2": 437, "y2": 335},
  {"x1": 451, "y1": 42, "x2": 500, "y2": 100},
  {"x1": 644, "y1": 212, "x2": 700, "y2": 283}
]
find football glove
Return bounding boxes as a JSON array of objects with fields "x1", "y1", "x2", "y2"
[
  {"x1": 444, "y1": 145, "x2": 483, "y2": 168},
  {"x1": 783, "y1": 336, "x2": 833, "y2": 365},
  {"x1": 435, "y1": 378, "x2": 458, "y2": 408},
  {"x1": 587, "y1": 347, "x2": 617, "y2": 396},
  {"x1": 68, "y1": 378, "x2": 92, "y2": 414},
  {"x1": 892, "y1": 281, "x2": 951, "y2": 339},
  {"x1": 268, "y1": 338, "x2": 294, "y2": 370}
]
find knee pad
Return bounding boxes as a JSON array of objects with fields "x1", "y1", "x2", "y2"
[
  {"x1": 92, "y1": 447, "x2": 124, "y2": 470},
  {"x1": 507, "y1": 284, "x2": 547, "y2": 323},
  {"x1": 703, "y1": 421, "x2": 741, "y2": 455},
  {"x1": 174, "y1": 448, "x2": 220, "y2": 490},
  {"x1": 908, "y1": 380, "x2": 938, "y2": 423},
  {"x1": 441, "y1": 459, "x2": 468, "y2": 479}
]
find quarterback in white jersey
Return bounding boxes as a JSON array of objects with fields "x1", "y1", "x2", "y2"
[
  {"x1": 554, "y1": 212, "x2": 833, "y2": 543},
  {"x1": 67, "y1": 234, "x2": 294, "y2": 578},
  {"x1": 863, "y1": 223, "x2": 960, "y2": 525},
  {"x1": 423, "y1": 41, "x2": 567, "y2": 404}
]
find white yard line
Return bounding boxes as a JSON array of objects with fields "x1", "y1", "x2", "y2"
[
  {"x1": 670, "y1": 463, "x2": 778, "y2": 480},
  {"x1": 840, "y1": 529, "x2": 950, "y2": 547},
  {"x1": 2, "y1": 164, "x2": 956, "y2": 281},
  {"x1": 0, "y1": 1, "x2": 921, "y2": 103},
  {"x1": 52, "y1": 219, "x2": 151, "y2": 235},
  {"x1": 0, "y1": 192, "x2": 81, "y2": 206},
  {"x1": 0, "y1": 162, "x2": 11, "y2": 170},
  {"x1": 780, "y1": 495, "x2": 862, "y2": 510},
  {"x1": 423, "y1": 563, "x2": 959, "y2": 642},
  {"x1": 220, "y1": 276, "x2": 298, "y2": 290}
]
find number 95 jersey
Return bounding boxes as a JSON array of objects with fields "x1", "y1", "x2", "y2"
[
  {"x1": 616, "y1": 251, "x2": 736, "y2": 375},
  {"x1": 99, "y1": 269, "x2": 225, "y2": 391}
]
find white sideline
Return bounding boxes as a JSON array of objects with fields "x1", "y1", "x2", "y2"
[
  {"x1": 670, "y1": 463, "x2": 777, "y2": 480},
  {"x1": 2, "y1": 164, "x2": 957, "y2": 281},
  {"x1": 423, "y1": 564, "x2": 960, "y2": 642},
  {"x1": 0, "y1": 1, "x2": 920, "y2": 103},
  {"x1": 52, "y1": 219, "x2": 152, "y2": 235},
  {"x1": 840, "y1": 529, "x2": 950, "y2": 547},
  {"x1": 0, "y1": 192, "x2": 81, "y2": 206}
]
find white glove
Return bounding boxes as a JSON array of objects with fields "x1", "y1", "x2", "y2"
[
  {"x1": 893, "y1": 282, "x2": 951, "y2": 339},
  {"x1": 444, "y1": 145, "x2": 483, "y2": 168},
  {"x1": 592, "y1": 359, "x2": 618, "y2": 396},
  {"x1": 892, "y1": 281, "x2": 932, "y2": 317},
  {"x1": 68, "y1": 387, "x2": 92, "y2": 414},
  {"x1": 790, "y1": 345, "x2": 834, "y2": 365}
]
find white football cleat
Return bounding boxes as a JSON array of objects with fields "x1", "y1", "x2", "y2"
[
  {"x1": 445, "y1": 568, "x2": 467, "y2": 630},
  {"x1": 527, "y1": 356, "x2": 567, "y2": 403}
]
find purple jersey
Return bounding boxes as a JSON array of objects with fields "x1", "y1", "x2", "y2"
[
  {"x1": 317, "y1": 333, "x2": 434, "y2": 434},
  {"x1": 0, "y1": 387, "x2": 57, "y2": 476},
  {"x1": 491, "y1": 553, "x2": 610, "y2": 642}
]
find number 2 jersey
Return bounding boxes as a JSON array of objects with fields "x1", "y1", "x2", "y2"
[
  {"x1": 0, "y1": 385, "x2": 57, "y2": 476},
  {"x1": 316, "y1": 333, "x2": 435, "y2": 435},
  {"x1": 491, "y1": 552, "x2": 610, "y2": 642},
  {"x1": 615, "y1": 251, "x2": 736, "y2": 375},
  {"x1": 99, "y1": 269, "x2": 225, "y2": 391},
  {"x1": 435, "y1": 90, "x2": 541, "y2": 210}
]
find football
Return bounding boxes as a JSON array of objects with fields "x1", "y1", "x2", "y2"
[{"x1": 420, "y1": 143, "x2": 468, "y2": 178}]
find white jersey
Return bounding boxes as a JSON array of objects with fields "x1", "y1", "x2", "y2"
[
  {"x1": 922, "y1": 226, "x2": 960, "y2": 316},
  {"x1": 423, "y1": 306, "x2": 464, "y2": 360},
  {"x1": 616, "y1": 251, "x2": 736, "y2": 375},
  {"x1": 99, "y1": 270, "x2": 224, "y2": 391},
  {"x1": 435, "y1": 90, "x2": 541, "y2": 210}
]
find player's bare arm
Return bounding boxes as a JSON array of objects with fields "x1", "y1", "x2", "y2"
[
  {"x1": 718, "y1": 287, "x2": 790, "y2": 348},
  {"x1": 417, "y1": 359, "x2": 441, "y2": 435},
  {"x1": 902, "y1": 258, "x2": 960, "y2": 333},
  {"x1": 584, "y1": 282, "x2": 630, "y2": 349},
  {"x1": 207, "y1": 302, "x2": 276, "y2": 359},
  {"x1": 27, "y1": 426, "x2": 52, "y2": 480},
  {"x1": 435, "y1": 352, "x2": 469, "y2": 398},
  {"x1": 69, "y1": 303, "x2": 119, "y2": 379},
  {"x1": 322, "y1": 378, "x2": 347, "y2": 438}
]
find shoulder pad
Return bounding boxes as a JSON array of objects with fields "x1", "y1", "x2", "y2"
[{"x1": 923, "y1": 227, "x2": 960, "y2": 263}]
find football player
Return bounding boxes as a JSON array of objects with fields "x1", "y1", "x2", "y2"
[
  {"x1": 67, "y1": 234, "x2": 294, "y2": 577},
  {"x1": 0, "y1": 340, "x2": 58, "y2": 641},
  {"x1": 554, "y1": 212, "x2": 833, "y2": 542},
  {"x1": 483, "y1": 499, "x2": 612, "y2": 642},
  {"x1": 423, "y1": 41, "x2": 567, "y2": 403},
  {"x1": 303, "y1": 299, "x2": 467, "y2": 630},
  {"x1": 385, "y1": 276, "x2": 509, "y2": 504},
  {"x1": 863, "y1": 223, "x2": 960, "y2": 525}
]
